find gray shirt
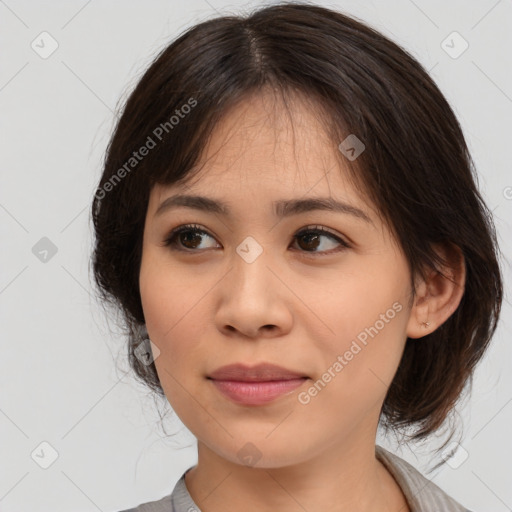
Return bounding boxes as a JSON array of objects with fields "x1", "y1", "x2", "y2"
[{"x1": 119, "y1": 444, "x2": 473, "y2": 511}]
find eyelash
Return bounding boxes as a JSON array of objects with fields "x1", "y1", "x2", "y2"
[{"x1": 162, "y1": 223, "x2": 351, "y2": 256}]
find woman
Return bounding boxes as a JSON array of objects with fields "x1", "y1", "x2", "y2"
[{"x1": 91, "y1": 3, "x2": 503, "y2": 511}]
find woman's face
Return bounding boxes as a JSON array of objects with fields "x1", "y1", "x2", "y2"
[{"x1": 139, "y1": 92, "x2": 417, "y2": 468}]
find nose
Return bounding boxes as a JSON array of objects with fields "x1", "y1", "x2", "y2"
[{"x1": 214, "y1": 244, "x2": 293, "y2": 339}]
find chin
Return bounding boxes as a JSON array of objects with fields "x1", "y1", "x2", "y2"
[{"x1": 202, "y1": 434, "x2": 312, "y2": 469}]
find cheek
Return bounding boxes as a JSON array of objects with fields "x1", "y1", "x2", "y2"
[
  {"x1": 296, "y1": 306, "x2": 409, "y2": 440},
  {"x1": 139, "y1": 261, "x2": 208, "y2": 423},
  {"x1": 139, "y1": 255, "x2": 210, "y2": 377},
  {"x1": 306, "y1": 254, "x2": 408, "y2": 340},
  {"x1": 305, "y1": 256, "x2": 410, "y2": 401},
  {"x1": 140, "y1": 249, "x2": 190, "y2": 332}
]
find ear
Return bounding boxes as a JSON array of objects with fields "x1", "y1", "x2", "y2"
[{"x1": 406, "y1": 243, "x2": 466, "y2": 339}]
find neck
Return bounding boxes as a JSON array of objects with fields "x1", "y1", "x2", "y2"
[{"x1": 184, "y1": 438, "x2": 409, "y2": 512}]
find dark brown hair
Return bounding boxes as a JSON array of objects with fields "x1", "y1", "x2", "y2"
[{"x1": 90, "y1": 1, "x2": 503, "y2": 457}]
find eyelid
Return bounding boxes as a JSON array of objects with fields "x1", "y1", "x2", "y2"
[
  {"x1": 161, "y1": 223, "x2": 219, "y2": 249},
  {"x1": 292, "y1": 224, "x2": 351, "y2": 254},
  {"x1": 296, "y1": 224, "x2": 344, "y2": 240}
]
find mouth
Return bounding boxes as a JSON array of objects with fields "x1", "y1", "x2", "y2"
[
  {"x1": 208, "y1": 362, "x2": 309, "y2": 381},
  {"x1": 207, "y1": 362, "x2": 309, "y2": 405}
]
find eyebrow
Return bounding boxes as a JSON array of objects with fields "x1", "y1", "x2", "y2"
[{"x1": 154, "y1": 194, "x2": 373, "y2": 224}]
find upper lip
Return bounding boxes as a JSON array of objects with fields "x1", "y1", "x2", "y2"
[{"x1": 208, "y1": 363, "x2": 308, "y2": 382}]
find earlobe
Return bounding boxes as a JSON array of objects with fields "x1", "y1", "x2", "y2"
[
  {"x1": 406, "y1": 243, "x2": 466, "y2": 340},
  {"x1": 407, "y1": 278, "x2": 431, "y2": 339}
]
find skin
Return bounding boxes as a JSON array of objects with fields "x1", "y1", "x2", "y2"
[{"x1": 139, "y1": 90, "x2": 465, "y2": 512}]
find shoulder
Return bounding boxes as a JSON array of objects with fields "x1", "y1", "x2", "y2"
[
  {"x1": 117, "y1": 467, "x2": 199, "y2": 512},
  {"x1": 375, "y1": 445, "x2": 474, "y2": 512},
  {"x1": 116, "y1": 493, "x2": 173, "y2": 512}
]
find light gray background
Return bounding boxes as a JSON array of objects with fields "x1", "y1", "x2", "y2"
[{"x1": 1, "y1": 1, "x2": 511, "y2": 511}]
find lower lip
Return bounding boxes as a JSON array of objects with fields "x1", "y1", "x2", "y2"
[{"x1": 210, "y1": 378, "x2": 307, "y2": 405}]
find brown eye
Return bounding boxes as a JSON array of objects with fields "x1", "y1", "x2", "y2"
[
  {"x1": 163, "y1": 224, "x2": 350, "y2": 256},
  {"x1": 163, "y1": 224, "x2": 219, "y2": 251},
  {"x1": 177, "y1": 230, "x2": 203, "y2": 249},
  {"x1": 292, "y1": 226, "x2": 350, "y2": 255}
]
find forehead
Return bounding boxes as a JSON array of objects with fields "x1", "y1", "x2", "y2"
[{"x1": 154, "y1": 91, "x2": 371, "y2": 208}]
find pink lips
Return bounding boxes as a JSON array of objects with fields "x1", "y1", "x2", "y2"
[{"x1": 207, "y1": 363, "x2": 308, "y2": 405}]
